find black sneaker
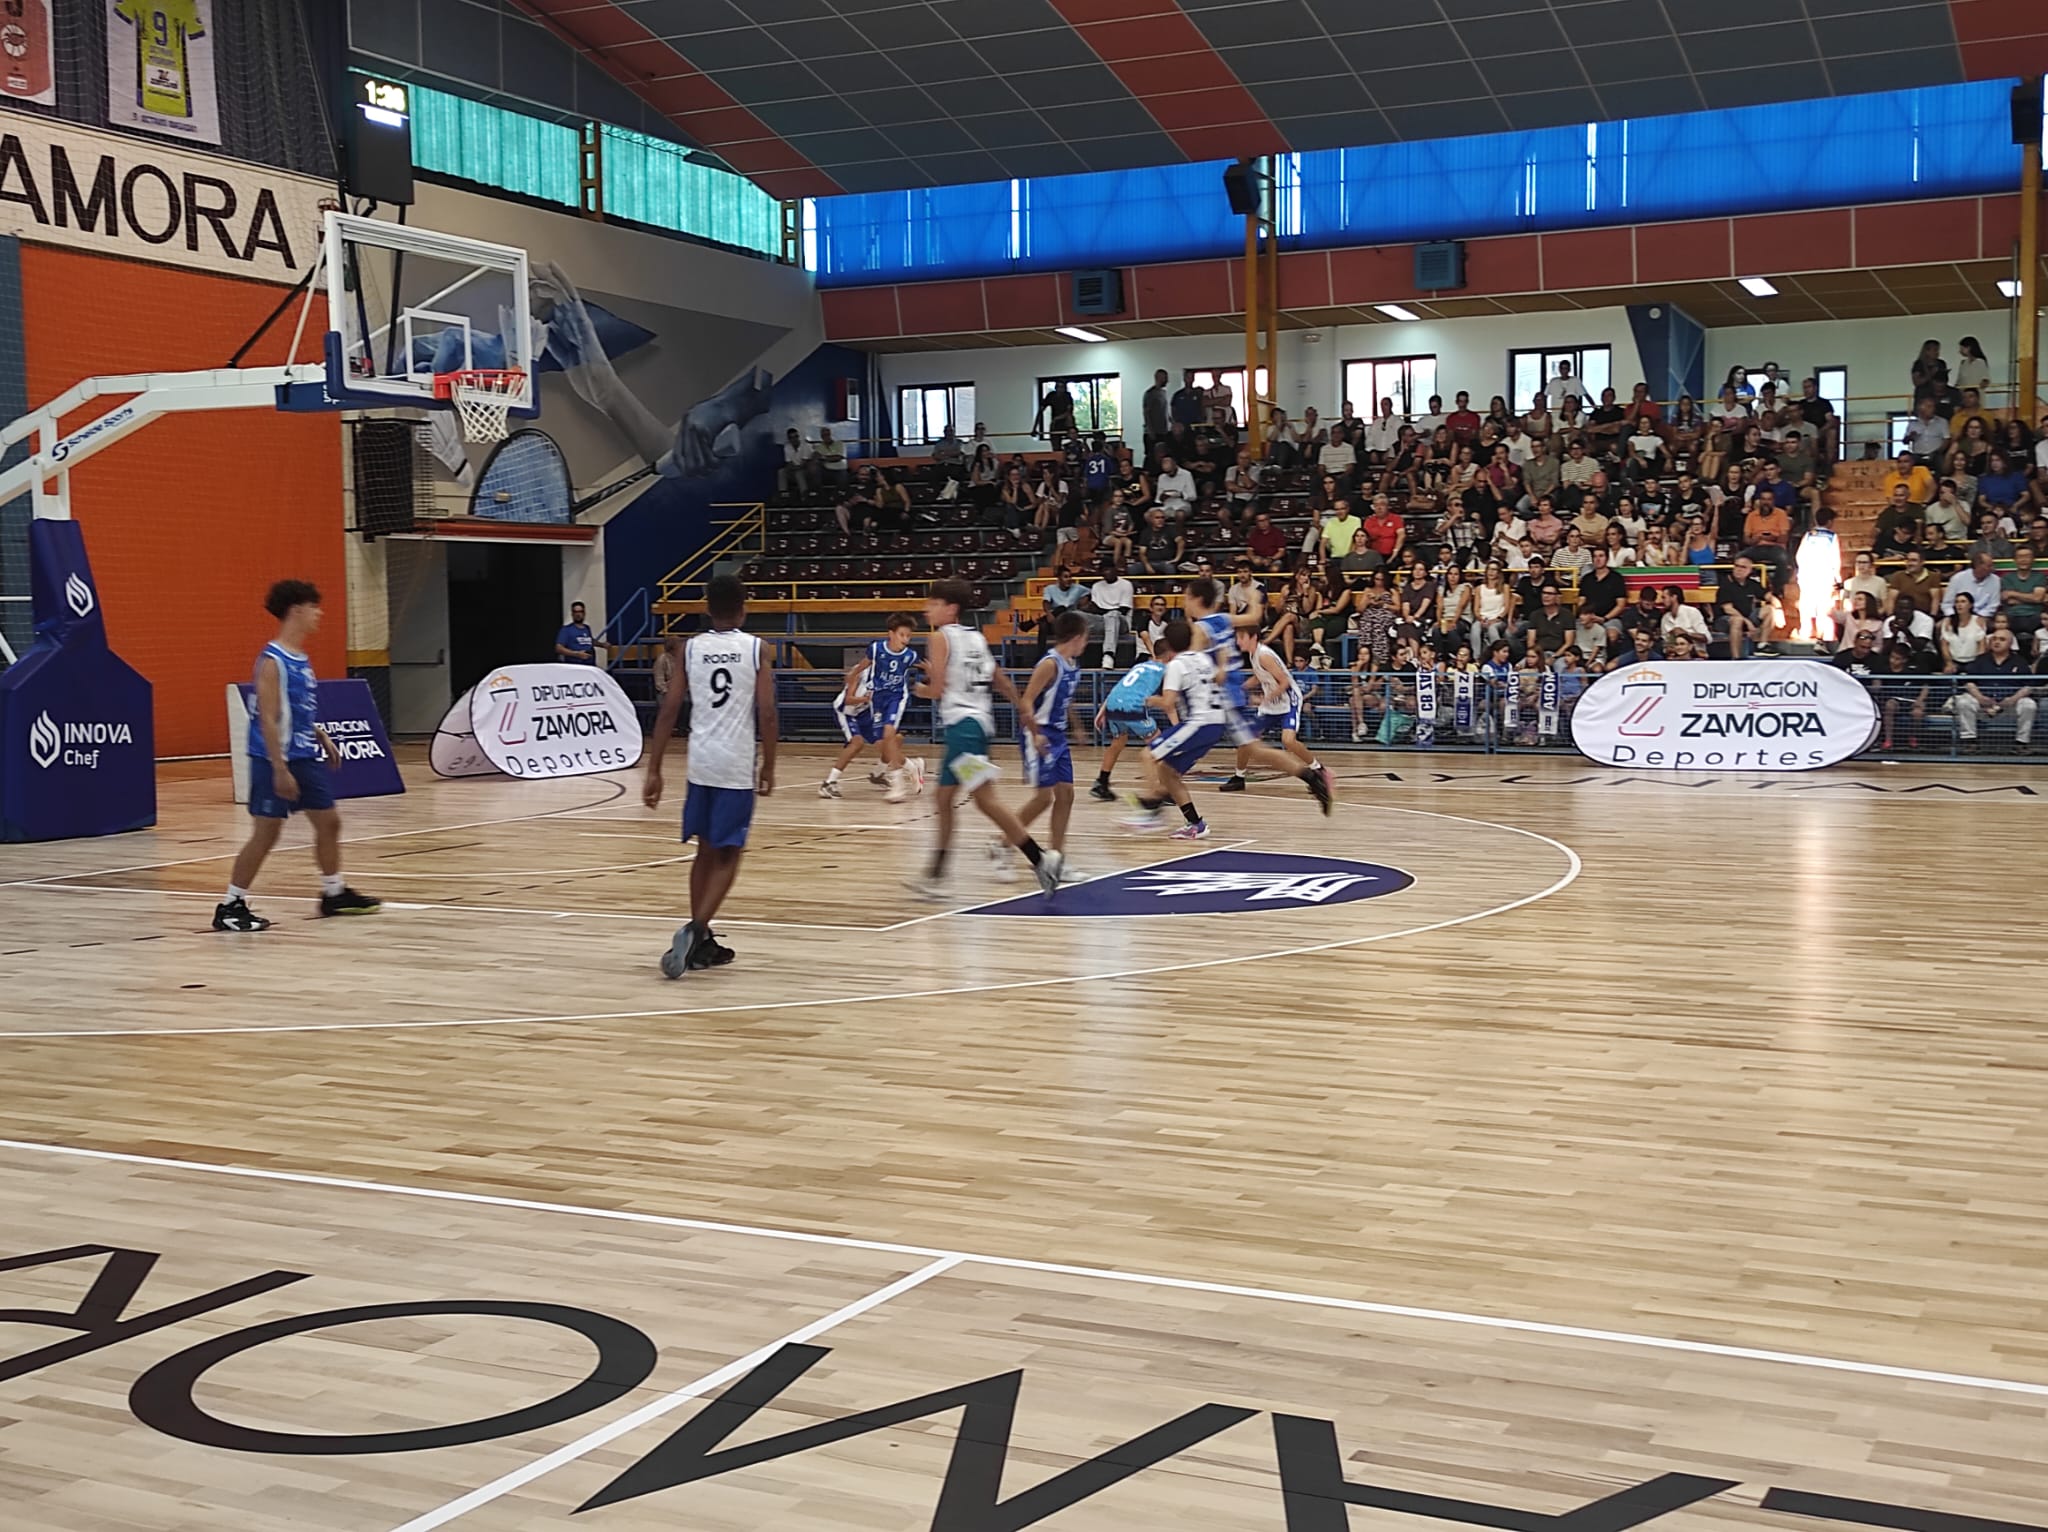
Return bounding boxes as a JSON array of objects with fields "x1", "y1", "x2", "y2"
[
  {"x1": 1303, "y1": 766, "x2": 1334, "y2": 816},
  {"x1": 660, "y1": 922, "x2": 702, "y2": 979},
  {"x1": 1218, "y1": 774, "x2": 1247, "y2": 792},
  {"x1": 1089, "y1": 780, "x2": 1116, "y2": 802},
  {"x1": 319, "y1": 887, "x2": 382, "y2": 917},
  {"x1": 212, "y1": 897, "x2": 270, "y2": 933},
  {"x1": 691, "y1": 932, "x2": 737, "y2": 969}
]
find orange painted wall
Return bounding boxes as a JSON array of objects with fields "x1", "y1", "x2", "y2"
[{"x1": 21, "y1": 246, "x2": 345, "y2": 757}]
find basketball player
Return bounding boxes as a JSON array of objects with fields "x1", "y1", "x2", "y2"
[
  {"x1": 214, "y1": 580, "x2": 380, "y2": 932},
  {"x1": 1120, "y1": 618, "x2": 1225, "y2": 840},
  {"x1": 821, "y1": 613, "x2": 925, "y2": 801},
  {"x1": 643, "y1": 574, "x2": 776, "y2": 977},
  {"x1": 1220, "y1": 626, "x2": 1321, "y2": 791},
  {"x1": 1012, "y1": 609, "x2": 1090, "y2": 871},
  {"x1": 906, "y1": 578, "x2": 1063, "y2": 900},
  {"x1": 1089, "y1": 639, "x2": 1166, "y2": 801},
  {"x1": 1181, "y1": 576, "x2": 1333, "y2": 814}
]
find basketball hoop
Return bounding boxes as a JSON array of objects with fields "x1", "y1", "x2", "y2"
[{"x1": 435, "y1": 369, "x2": 526, "y2": 442}]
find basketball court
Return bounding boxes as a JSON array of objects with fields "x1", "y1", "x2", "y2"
[{"x1": 2, "y1": 747, "x2": 2044, "y2": 1530}]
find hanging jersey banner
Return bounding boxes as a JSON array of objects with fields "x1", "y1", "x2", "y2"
[
  {"x1": 2, "y1": 0, "x2": 56, "y2": 105},
  {"x1": 428, "y1": 686, "x2": 497, "y2": 778},
  {"x1": 1414, "y1": 666, "x2": 1437, "y2": 747},
  {"x1": 469, "y1": 663, "x2": 642, "y2": 780},
  {"x1": 1571, "y1": 659, "x2": 1878, "y2": 771},
  {"x1": 106, "y1": 0, "x2": 220, "y2": 144},
  {"x1": 0, "y1": 519, "x2": 154, "y2": 841},
  {"x1": 225, "y1": 681, "x2": 405, "y2": 803},
  {"x1": 1538, "y1": 670, "x2": 1560, "y2": 737}
]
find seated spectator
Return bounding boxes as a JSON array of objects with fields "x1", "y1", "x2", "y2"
[
  {"x1": 1262, "y1": 407, "x2": 1296, "y2": 468},
  {"x1": 1939, "y1": 591, "x2": 1988, "y2": 670},
  {"x1": 1663, "y1": 629, "x2": 1700, "y2": 661},
  {"x1": 1572, "y1": 606, "x2": 1612, "y2": 664},
  {"x1": 1038, "y1": 568, "x2": 1087, "y2": 651},
  {"x1": 1297, "y1": 406, "x2": 1327, "y2": 467},
  {"x1": 1872, "y1": 483, "x2": 1924, "y2": 556},
  {"x1": 1578, "y1": 547, "x2": 1629, "y2": 638},
  {"x1": 2000, "y1": 544, "x2": 2046, "y2": 645},
  {"x1": 1613, "y1": 626, "x2": 1662, "y2": 669},
  {"x1": 1881, "y1": 451, "x2": 1935, "y2": 507},
  {"x1": 966, "y1": 443, "x2": 1000, "y2": 507},
  {"x1": 1099, "y1": 489, "x2": 1137, "y2": 565},
  {"x1": 1971, "y1": 509, "x2": 2016, "y2": 561},
  {"x1": 1226, "y1": 447, "x2": 1263, "y2": 514},
  {"x1": 1943, "y1": 548, "x2": 2002, "y2": 618},
  {"x1": 814, "y1": 427, "x2": 849, "y2": 486},
  {"x1": 1154, "y1": 455, "x2": 1197, "y2": 520},
  {"x1": 1143, "y1": 593, "x2": 1172, "y2": 650},
  {"x1": 1882, "y1": 590, "x2": 1938, "y2": 670},
  {"x1": 1437, "y1": 496, "x2": 1483, "y2": 567},
  {"x1": 1585, "y1": 387, "x2": 1627, "y2": 448},
  {"x1": 1624, "y1": 415, "x2": 1670, "y2": 475},
  {"x1": 1903, "y1": 396, "x2": 1950, "y2": 464},
  {"x1": 1526, "y1": 498, "x2": 1565, "y2": 551},
  {"x1": 1830, "y1": 627, "x2": 1881, "y2": 675},
  {"x1": 1136, "y1": 506, "x2": 1185, "y2": 576},
  {"x1": 1320, "y1": 423, "x2": 1358, "y2": 484},
  {"x1": 1919, "y1": 523, "x2": 1957, "y2": 563},
  {"x1": 1570, "y1": 496, "x2": 1610, "y2": 545},
  {"x1": 1660, "y1": 584, "x2": 1712, "y2": 651},
  {"x1": 1956, "y1": 630, "x2": 2037, "y2": 749},
  {"x1": 1360, "y1": 494, "x2": 1405, "y2": 569},
  {"x1": 1979, "y1": 450, "x2": 2027, "y2": 510},
  {"x1": 778, "y1": 428, "x2": 816, "y2": 497},
  {"x1": 1838, "y1": 590, "x2": 1884, "y2": 652},
  {"x1": 1521, "y1": 581, "x2": 1571, "y2": 657},
  {"x1": 836, "y1": 467, "x2": 882, "y2": 535},
  {"x1": 932, "y1": 421, "x2": 966, "y2": 479},
  {"x1": 1741, "y1": 480, "x2": 1794, "y2": 584},
  {"x1": 1872, "y1": 645, "x2": 1931, "y2": 746},
  {"x1": 1923, "y1": 479, "x2": 1971, "y2": 542},
  {"x1": 1945, "y1": 412, "x2": 1994, "y2": 480},
  {"x1": 1246, "y1": 509, "x2": 1288, "y2": 572},
  {"x1": 1319, "y1": 496, "x2": 1366, "y2": 566},
  {"x1": 1717, "y1": 554, "x2": 1771, "y2": 656},
  {"x1": 1618, "y1": 585, "x2": 1663, "y2": 644},
  {"x1": 1553, "y1": 526, "x2": 1592, "y2": 577},
  {"x1": 1089, "y1": 559, "x2": 1136, "y2": 667},
  {"x1": 1666, "y1": 394, "x2": 1707, "y2": 468}
]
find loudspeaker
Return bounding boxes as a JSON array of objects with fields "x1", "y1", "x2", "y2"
[
  {"x1": 351, "y1": 421, "x2": 417, "y2": 538},
  {"x1": 1415, "y1": 241, "x2": 1465, "y2": 291},
  {"x1": 1222, "y1": 159, "x2": 1260, "y2": 216},
  {"x1": 1071, "y1": 269, "x2": 1123, "y2": 315},
  {"x1": 2013, "y1": 80, "x2": 2043, "y2": 147}
]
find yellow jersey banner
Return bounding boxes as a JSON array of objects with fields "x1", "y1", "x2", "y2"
[{"x1": 106, "y1": 0, "x2": 218, "y2": 144}]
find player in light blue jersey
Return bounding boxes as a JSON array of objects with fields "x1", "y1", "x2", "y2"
[
  {"x1": 1011, "y1": 610, "x2": 1090, "y2": 877},
  {"x1": 215, "y1": 580, "x2": 380, "y2": 932},
  {"x1": 821, "y1": 612, "x2": 926, "y2": 801},
  {"x1": 1180, "y1": 576, "x2": 1332, "y2": 815},
  {"x1": 1089, "y1": 640, "x2": 1166, "y2": 801}
]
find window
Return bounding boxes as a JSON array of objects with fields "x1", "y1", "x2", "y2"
[
  {"x1": 1814, "y1": 366, "x2": 1847, "y2": 422},
  {"x1": 1888, "y1": 412, "x2": 1915, "y2": 457},
  {"x1": 896, "y1": 383, "x2": 974, "y2": 447},
  {"x1": 1342, "y1": 356, "x2": 1437, "y2": 417},
  {"x1": 1035, "y1": 374, "x2": 1121, "y2": 439},
  {"x1": 1509, "y1": 346, "x2": 1611, "y2": 412},
  {"x1": 1186, "y1": 367, "x2": 1270, "y2": 424}
]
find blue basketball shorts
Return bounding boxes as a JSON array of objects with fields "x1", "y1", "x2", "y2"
[
  {"x1": 1022, "y1": 731, "x2": 1073, "y2": 789},
  {"x1": 248, "y1": 755, "x2": 336, "y2": 818},
  {"x1": 1149, "y1": 720, "x2": 1224, "y2": 777},
  {"x1": 682, "y1": 782, "x2": 755, "y2": 849}
]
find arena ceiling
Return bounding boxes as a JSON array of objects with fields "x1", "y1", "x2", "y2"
[{"x1": 512, "y1": 0, "x2": 2048, "y2": 198}]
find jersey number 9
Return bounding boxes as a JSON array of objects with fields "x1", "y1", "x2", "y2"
[{"x1": 709, "y1": 667, "x2": 733, "y2": 708}]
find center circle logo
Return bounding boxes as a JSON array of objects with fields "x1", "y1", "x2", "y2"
[{"x1": 970, "y1": 850, "x2": 1414, "y2": 918}]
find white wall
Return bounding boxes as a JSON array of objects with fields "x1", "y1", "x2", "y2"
[
  {"x1": 1704, "y1": 307, "x2": 2048, "y2": 451},
  {"x1": 879, "y1": 309, "x2": 1647, "y2": 446}
]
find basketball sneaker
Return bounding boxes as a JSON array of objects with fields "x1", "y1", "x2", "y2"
[
  {"x1": 867, "y1": 766, "x2": 890, "y2": 784},
  {"x1": 902, "y1": 872, "x2": 949, "y2": 901},
  {"x1": 660, "y1": 922, "x2": 702, "y2": 979},
  {"x1": 211, "y1": 897, "x2": 270, "y2": 933},
  {"x1": 1088, "y1": 780, "x2": 1116, "y2": 802},
  {"x1": 319, "y1": 887, "x2": 382, "y2": 917},
  {"x1": 1218, "y1": 773, "x2": 1247, "y2": 792},
  {"x1": 690, "y1": 931, "x2": 737, "y2": 969},
  {"x1": 1033, "y1": 849, "x2": 1066, "y2": 896},
  {"x1": 1169, "y1": 820, "x2": 1210, "y2": 840},
  {"x1": 1302, "y1": 766, "x2": 1334, "y2": 816},
  {"x1": 909, "y1": 757, "x2": 927, "y2": 792},
  {"x1": 885, "y1": 768, "x2": 909, "y2": 803},
  {"x1": 819, "y1": 778, "x2": 841, "y2": 798},
  {"x1": 987, "y1": 839, "x2": 1017, "y2": 880}
]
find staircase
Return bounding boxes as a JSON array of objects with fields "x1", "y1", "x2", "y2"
[{"x1": 1823, "y1": 459, "x2": 1887, "y2": 551}]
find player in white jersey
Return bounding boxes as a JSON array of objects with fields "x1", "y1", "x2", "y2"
[
  {"x1": 1180, "y1": 576, "x2": 1332, "y2": 815},
  {"x1": 906, "y1": 578, "x2": 1064, "y2": 900},
  {"x1": 1119, "y1": 618, "x2": 1227, "y2": 839},
  {"x1": 643, "y1": 575, "x2": 777, "y2": 977},
  {"x1": 1219, "y1": 626, "x2": 1320, "y2": 790},
  {"x1": 821, "y1": 612, "x2": 926, "y2": 801},
  {"x1": 1010, "y1": 609, "x2": 1091, "y2": 877}
]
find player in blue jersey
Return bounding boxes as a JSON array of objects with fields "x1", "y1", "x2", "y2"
[
  {"x1": 1089, "y1": 639, "x2": 1166, "y2": 801},
  {"x1": 1219, "y1": 625, "x2": 1321, "y2": 791},
  {"x1": 214, "y1": 580, "x2": 381, "y2": 932},
  {"x1": 1180, "y1": 576, "x2": 1332, "y2": 815},
  {"x1": 1010, "y1": 610, "x2": 1090, "y2": 876},
  {"x1": 820, "y1": 613, "x2": 926, "y2": 802}
]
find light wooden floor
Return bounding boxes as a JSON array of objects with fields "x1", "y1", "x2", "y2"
[{"x1": 1, "y1": 745, "x2": 2044, "y2": 1531}]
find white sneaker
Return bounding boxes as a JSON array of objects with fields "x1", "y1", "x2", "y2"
[
  {"x1": 1034, "y1": 849, "x2": 1065, "y2": 896},
  {"x1": 885, "y1": 770, "x2": 909, "y2": 803},
  {"x1": 1351, "y1": 724, "x2": 1368, "y2": 742},
  {"x1": 987, "y1": 839, "x2": 1017, "y2": 880},
  {"x1": 902, "y1": 873, "x2": 948, "y2": 902},
  {"x1": 819, "y1": 778, "x2": 841, "y2": 798},
  {"x1": 1057, "y1": 860, "x2": 1089, "y2": 884},
  {"x1": 1119, "y1": 808, "x2": 1168, "y2": 833},
  {"x1": 909, "y1": 757, "x2": 927, "y2": 793}
]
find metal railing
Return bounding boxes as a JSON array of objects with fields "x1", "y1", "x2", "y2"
[
  {"x1": 655, "y1": 502, "x2": 766, "y2": 610},
  {"x1": 739, "y1": 667, "x2": 2042, "y2": 764}
]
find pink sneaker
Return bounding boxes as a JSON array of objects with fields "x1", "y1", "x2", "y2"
[{"x1": 1169, "y1": 820, "x2": 1209, "y2": 840}]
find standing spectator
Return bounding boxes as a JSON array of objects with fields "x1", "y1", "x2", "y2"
[
  {"x1": 1364, "y1": 397, "x2": 1404, "y2": 463},
  {"x1": 1953, "y1": 335, "x2": 1991, "y2": 398},
  {"x1": 1446, "y1": 391, "x2": 1481, "y2": 443},
  {"x1": 1544, "y1": 360, "x2": 1585, "y2": 411},
  {"x1": 1089, "y1": 559, "x2": 1135, "y2": 668},
  {"x1": 1903, "y1": 397, "x2": 1950, "y2": 464},
  {"x1": 1141, "y1": 368, "x2": 1171, "y2": 450},
  {"x1": 1169, "y1": 370, "x2": 1205, "y2": 449},
  {"x1": 1956, "y1": 630, "x2": 2036, "y2": 749},
  {"x1": 555, "y1": 602, "x2": 605, "y2": 665},
  {"x1": 1297, "y1": 406, "x2": 1327, "y2": 468},
  {"x1": 1034, "y1": 378, "x2": 1078, "y2": 446},
  {"x1": 1911, "y1": 339, "x2": 1952, "y2": 414},
  {"x1": 777, "y1": 428, "x2": 816, "y2": 497}
]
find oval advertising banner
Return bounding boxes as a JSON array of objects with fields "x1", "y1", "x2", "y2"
[
  {"x1": 428, "y1": 687, "x2": 496, "y2": 779},
  {"x1": 1571, "y1": 659, "x2": 1878, "y2": 771},
  {"x1": 468, "y1": 664, "x2": 643, "y2": 780}
]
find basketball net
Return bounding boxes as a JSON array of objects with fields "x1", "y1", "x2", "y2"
[{"x1": 437, "y1": 369, "x2": 526, "y2": 443}]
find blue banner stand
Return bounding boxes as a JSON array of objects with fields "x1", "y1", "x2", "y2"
[
  {"x1": 227, "y1": 680, "x2": 405, "y2": 803},
  {"x1": 0, "y1": 520, "x2": 155, "y2": 841}
]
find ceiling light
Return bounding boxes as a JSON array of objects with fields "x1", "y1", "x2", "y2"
[
  {"x1": 1997, "y1": 279, "x2": 2022, "y2": 299},
  {"x1": 1374, "y1": 304, "x2": 1421, "y2": 321},
  {"x1": 1054, "y1": 325, "x2": 1107, "y2": 342},
  {"x1": 1738, "y1": 277, "x2": 1778, "y2": 298}
]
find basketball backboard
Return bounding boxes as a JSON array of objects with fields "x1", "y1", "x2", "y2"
[{"x1": 318, "y1": 212, "x2": 536, "y2": 416}]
